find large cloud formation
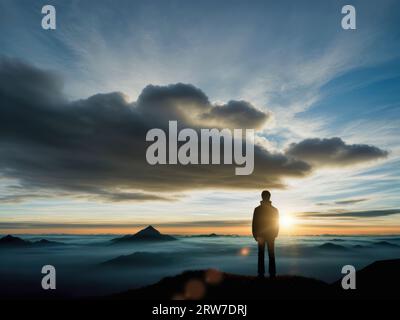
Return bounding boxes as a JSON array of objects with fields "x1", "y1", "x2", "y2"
[{"x1": 0, "y1": 59, "x2": 388, "y2": 202}]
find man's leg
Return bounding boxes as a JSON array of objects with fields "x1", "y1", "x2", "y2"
[
  {"x1": 257, "y1": 240, "x2": 265, "y2": 277},
  {"x1": 267, "y1": 239, "x2": 276, "y2": 278}
]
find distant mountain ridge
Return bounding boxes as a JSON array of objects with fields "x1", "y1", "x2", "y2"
[
  {"x1": 0, "y1": 235, "x2": 30, "y2": 247},
  {"x1": 373, "y1": 240, "x2": 399, "y2": 248},
  {"x1": 111, "y1": 225, "x2": 177, "y2": 243},
  {"x1": 0, "y1": 235, "x2": 64, "y2": 248}
]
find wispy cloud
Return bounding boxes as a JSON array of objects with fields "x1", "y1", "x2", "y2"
[
  {"x1": 299, "y1": 209, "x2": 400, "y2": 218},
  {"x1": 317, "y1": 198, "x2": 369, "y2": 206},
  {"x1": 0, "y1": 219, "x2": 251, "y2": 230}
]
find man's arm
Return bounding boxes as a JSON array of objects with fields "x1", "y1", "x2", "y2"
[
  {"x1": 252, "y1": 208, "x2": 258, "y2": 241},
  {"x1": 274, "y1": 209, "x2": 280, "y2": 238}
]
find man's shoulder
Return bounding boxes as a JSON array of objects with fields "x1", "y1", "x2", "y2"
[
  {"x1": 271, "y1": 205, "x2": 279, "y2": 213},
  {"x1": 254, "y1": 204, "x2": 279, "y2": 214}
]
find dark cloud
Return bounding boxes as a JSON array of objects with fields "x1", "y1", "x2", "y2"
[
  {"x1": 135, "y1": 83, "x2": 210, "y2": 126},
  {"x1": 199, "y1": 100, "x2": 270, "y2": 129},
  {"x1": 299, "y1": 209, "x2": 400, "y2": 218},
  {"x1": 0, "y1": 59, "x2": 309, "y2": 201},
  {"x1": 135, "y1": 83, "x2": 270, "y2": 129},
  {"x1": 286, "y1": 137, "x2": 388, "y2": 167}
]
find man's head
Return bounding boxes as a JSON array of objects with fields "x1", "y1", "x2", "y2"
[{"x1": 261, "y1": 190, "x2": 271, "y2": 201}]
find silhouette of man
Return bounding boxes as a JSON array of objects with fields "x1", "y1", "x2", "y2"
[{"x1": 252, "y1": 190, "x2": 279, "y2": 278}]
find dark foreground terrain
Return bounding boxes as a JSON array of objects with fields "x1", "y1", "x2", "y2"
[{"x1": 111, "y1": 259, "x2": 400, "y2": 300}]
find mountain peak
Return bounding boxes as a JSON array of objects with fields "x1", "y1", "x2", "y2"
[
  {"x1": 135, "y1": 225, "x2": 161, "y2": 236},
  {"x1": 1, "y1": 235, "x2": 24, "y2": 242},
  {"x1": 111, "y1": 225, "x2": 176, "y2": 243},
  {"x1": 0, "y1": 234, "x2": 30, "y2": 246}
]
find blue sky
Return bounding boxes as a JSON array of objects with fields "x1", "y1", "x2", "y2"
[{"x1": 0, "y1": 0, "x2": 399, "y2": 234}]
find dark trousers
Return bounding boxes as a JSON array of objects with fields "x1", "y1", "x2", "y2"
[{"x1": 258, "y1": 238, "x2": 276, "y2": 277}]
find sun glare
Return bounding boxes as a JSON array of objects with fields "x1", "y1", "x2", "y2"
[{"x1": 280, "y1": 214, "x2": 295, "y2": 229}]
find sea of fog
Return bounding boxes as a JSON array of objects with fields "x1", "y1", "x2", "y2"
[{"x1": 0, "y1": 234, "x2": 399, "y2": 297}]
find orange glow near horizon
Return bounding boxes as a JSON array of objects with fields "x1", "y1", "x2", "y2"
[{"x1": 2, "y1": 223, "x2": 400, "y2": 236}]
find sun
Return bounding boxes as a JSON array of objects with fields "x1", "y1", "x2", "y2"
[{"x1": 280, "y1": 214, "x2": 295, "y2": 229}]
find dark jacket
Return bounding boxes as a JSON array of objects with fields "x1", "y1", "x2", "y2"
[{"x1": 252, "y1": 201, "x2": 279, "y2": 241}]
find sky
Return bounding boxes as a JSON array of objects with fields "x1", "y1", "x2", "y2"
[{"x1": 0, "y1": 0, "x2": 399, "y2": 235}]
